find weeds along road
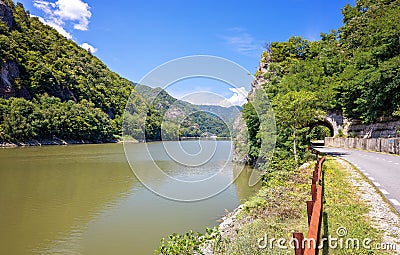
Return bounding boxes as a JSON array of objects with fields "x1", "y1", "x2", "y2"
[{"x1": 314, "y1": 146, "x2": 400, "y2": 214}]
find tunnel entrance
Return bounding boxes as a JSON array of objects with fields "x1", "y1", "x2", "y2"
[{"x1": 308, "y1": 120, "x2": 335, "y2": 141}]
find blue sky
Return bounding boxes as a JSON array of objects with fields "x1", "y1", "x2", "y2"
[{"x1": 18, "y1": 0, "x2": 355, "y2": 106}]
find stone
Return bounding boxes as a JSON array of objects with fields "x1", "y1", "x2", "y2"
[
  {"x1": 0, "y1": 60, "x2": 18, "y2": 98},
  {"x1": 0, "y1": 0, "x2": 13, "y2": 30}
]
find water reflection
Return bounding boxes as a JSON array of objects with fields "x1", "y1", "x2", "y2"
[{"x1": 0, "y1": 142, "x2": 259, "y2": 255}]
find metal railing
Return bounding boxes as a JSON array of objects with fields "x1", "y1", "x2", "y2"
[{"x1": 293, "y1": 153, "x2": 326, "y2": 255}]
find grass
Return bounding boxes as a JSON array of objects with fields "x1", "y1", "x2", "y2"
[
  {"x1": 321, "y1": 158, "x2": 392, "y2": 255},
  {"x1": 214, "y1": 164, "x2": 312, "y2": 254},
  {"x1": 213, "y1": 157, "x2": 393, "y2": 255}
]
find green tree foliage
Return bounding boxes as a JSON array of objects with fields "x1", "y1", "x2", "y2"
[
  {"x1": 273, "y1": 91, "x2": 323, "y2": 163},
  {"x1": 0, "y1": 2, "x2": 146, "y2": 143},
  {"x1": 339, "y1": 0, "x2": 400, "y2": 122},
  {"x1": 0, "y1": 95, "x2": 114, "y2": 142},
  {"x1": 242, "y1": 102, "x2": 260, "y2": 163},
  {"x1": 243, "y1": 0, "x2": 400, "y2": 165},
  {"x1": 308, "y1": 126, "x2": 332, "y2": 141},
  {"x1": 1, "y1": 97, "x2": 39, "y2": 141}
]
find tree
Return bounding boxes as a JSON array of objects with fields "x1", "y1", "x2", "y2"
[{"x1": 272, "y1": 91, "x2": 324, "y2": 163}]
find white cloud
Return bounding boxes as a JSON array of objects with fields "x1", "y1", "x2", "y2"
[
  {"x1": 33, "y1": 0, "x2": 91, "y2": 38},
  {"x1": 80, "y1": 42, "x2": 98, "y2": 53},
  {"x1": 225, "y1": 87, "x2": 248, "y2": 106},
  {"x1": 54, "y1": 0, "x2": 91, "y2": 31},
  {"x1": 33, "y1": 15, "x2": 72, "y2": 39},
  {"x1": 221, "y1": 27, "x2": 262, "y2": 57},
  {"x1": 33, "y1": 0, "x2": 55, "y2": 15}
]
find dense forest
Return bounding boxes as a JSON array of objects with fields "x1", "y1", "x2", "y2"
[
  {"x1": 0, "y1": 0, "x2": 231, "y2": 143},
  {"x1": 242, "y1": 0, "x2": 400, "y2": 167}
]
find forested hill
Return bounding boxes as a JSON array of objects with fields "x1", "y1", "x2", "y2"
[
  {"x1": 0, "y1": 1, "x2": 231, "y2": 143},
  {"x1": 240, "y1": 0, "x2": 400, "y2": 166},
  {"x1": 0, "y1": 0, "x2": 145, "y2": 142},
  {"x1": 135, "y1": 84, "x2": 241, "y2": 129},
  {"x1": 133, "y1": 84, "x2": 238, "y2": 138}
]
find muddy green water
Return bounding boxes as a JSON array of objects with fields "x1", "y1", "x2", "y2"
[{"x1": 0, "y1": 141, "x2": 259, "y2": 255}]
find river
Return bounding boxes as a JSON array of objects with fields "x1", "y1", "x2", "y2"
[{"x1": 0, "y1": 141, "x2": 259, "y2": 255}]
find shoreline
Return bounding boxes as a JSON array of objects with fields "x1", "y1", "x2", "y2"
[
  {"x1": 0, "y1": 139, "x2": 121, "y2": 148},
  {"x1": 0, "y1": 137, "x2": 231, "y2": 148}
]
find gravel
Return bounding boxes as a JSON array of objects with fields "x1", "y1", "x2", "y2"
[{"x1": 335, "y1": 157, "x2": 400, "y2": 254}]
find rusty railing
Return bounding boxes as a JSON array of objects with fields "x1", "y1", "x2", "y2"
[{"x1": 293, "y1": 153, "x2": 326, "y2": 255}]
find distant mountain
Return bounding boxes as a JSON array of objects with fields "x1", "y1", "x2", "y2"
[
  {"x1": 198, "y1": 105, "x2": 242, "y2": 127},
  {"x1": 134, "y1": 84, "x2": 240, "y2": 137}
]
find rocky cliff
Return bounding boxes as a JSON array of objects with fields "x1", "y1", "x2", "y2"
[
  {"x1": 0, "y1": 0, "x2": 30, "y2": 99},
  {"x1": 0, "y1": 0, "x2": 12, "y2": 29},
  {"x1": 232, "y1": 53, "x2": 270, "y2": 164}
]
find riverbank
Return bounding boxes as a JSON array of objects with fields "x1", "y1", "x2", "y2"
[
  {"x1": 0, "y1": 136, "x2": 231, "y2": 148},
  {"x1": 210, "y1": 162, "x2": 312, "y2": 254},
  {"x1": 204, "y1": 157, "x2": 399, "y2": 255},
  {"x1": 0, "y1": 138, "x2": 119, "y2": 148}
]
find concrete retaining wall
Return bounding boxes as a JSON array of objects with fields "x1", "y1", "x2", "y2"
[{"x1": 325, "y1": 137, "x2": 400, "y2": 154}]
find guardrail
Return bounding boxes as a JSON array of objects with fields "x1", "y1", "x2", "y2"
[{"x1": 293, "y1": 153, "x2": 326, "y2": 255}]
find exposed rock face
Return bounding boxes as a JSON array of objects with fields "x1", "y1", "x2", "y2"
[
  {"x1": 232, "y1": 53, "x2": 269, "y2": 164},
  {"x1": 247, "y1": 53, "x2": 269, "y2": 103},
  {"x1": 0, "y1": 2, "x2": 31, "y2": 99},
  {"x1": 232, "y1": 111, "x2": 250, "y2": 163},
  {"x1": 0, "y1": 60, "x2": 32, "y2": 100},
  {"x1": 0, "y1": 60, "x2": 18, "y2": 98},
  {"x1": 345, "y1": 119, "x2": 400, "y2": 138},
  {"x1": 0, "y1": 60, "x2": 31, "y2": 99},
  {"x1": 0, "y1": 0, "x2": 13, "y2": 30}
]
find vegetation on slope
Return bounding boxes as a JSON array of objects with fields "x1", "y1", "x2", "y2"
[
  {"x1": 244, "y1": 0, "x2": 400, "y2": 165},
  {"x1": 132, "y1": 84, "x2": 234, "y2": 139},
  {"x1": 0, "y1": 1, "x2": 144, "y2": 142},
  {"x1": 0, "y1": 1, "x2": 231, "y2": 143}
]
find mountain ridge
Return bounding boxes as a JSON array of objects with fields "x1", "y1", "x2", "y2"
[{"x1": 0, "y1": 1, "x2": 233, "y2": 143}]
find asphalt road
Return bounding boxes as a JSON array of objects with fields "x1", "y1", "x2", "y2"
[{"x1": 314, "y1": 146, "x2": 400, "y2": 214}]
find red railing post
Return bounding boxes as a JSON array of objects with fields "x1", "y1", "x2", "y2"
[
  {"x1": 306, "y1": 200, "x2": 314, "y2": 226},
  {"x1": 293, "y1": 232, "x2": 304, "y2": 255},
  {"x1": 311, "y1": 183, "x2": 317, "y2": 202}
]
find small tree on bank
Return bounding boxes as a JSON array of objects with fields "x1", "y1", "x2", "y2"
[{"x1": 273, "y1": 90, "x2": 324, "y2": 164}]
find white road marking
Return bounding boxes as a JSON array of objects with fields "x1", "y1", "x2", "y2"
[
  {"x1": 373, "y1": 182, "x2": 381, "y2": 187},
  {"x1": 380, "y1": 189, "x2": 390, "y2": 195},
  {"x1": 365, "y1": 173, "x2": 370, "y2": 176},
  {"x1": 389, "y1": 199, "x2": 400, "y2": 206},
  {"x1": 388, "y1": 161, "x2": 393, "y2": 163},
  {"x1": 376, "y1": 158, "x2": 380, "y2": 160},
  {"x1": 395, "y1": 163, "x2": 399, "y2": 165},
  {"x1": 368, "y1": 177, "x2": 375, "y2": 181}
]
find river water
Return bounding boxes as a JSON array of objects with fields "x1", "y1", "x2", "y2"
[{"x1": 0, "y1": 141, "x2": 259, "y2": 255}]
